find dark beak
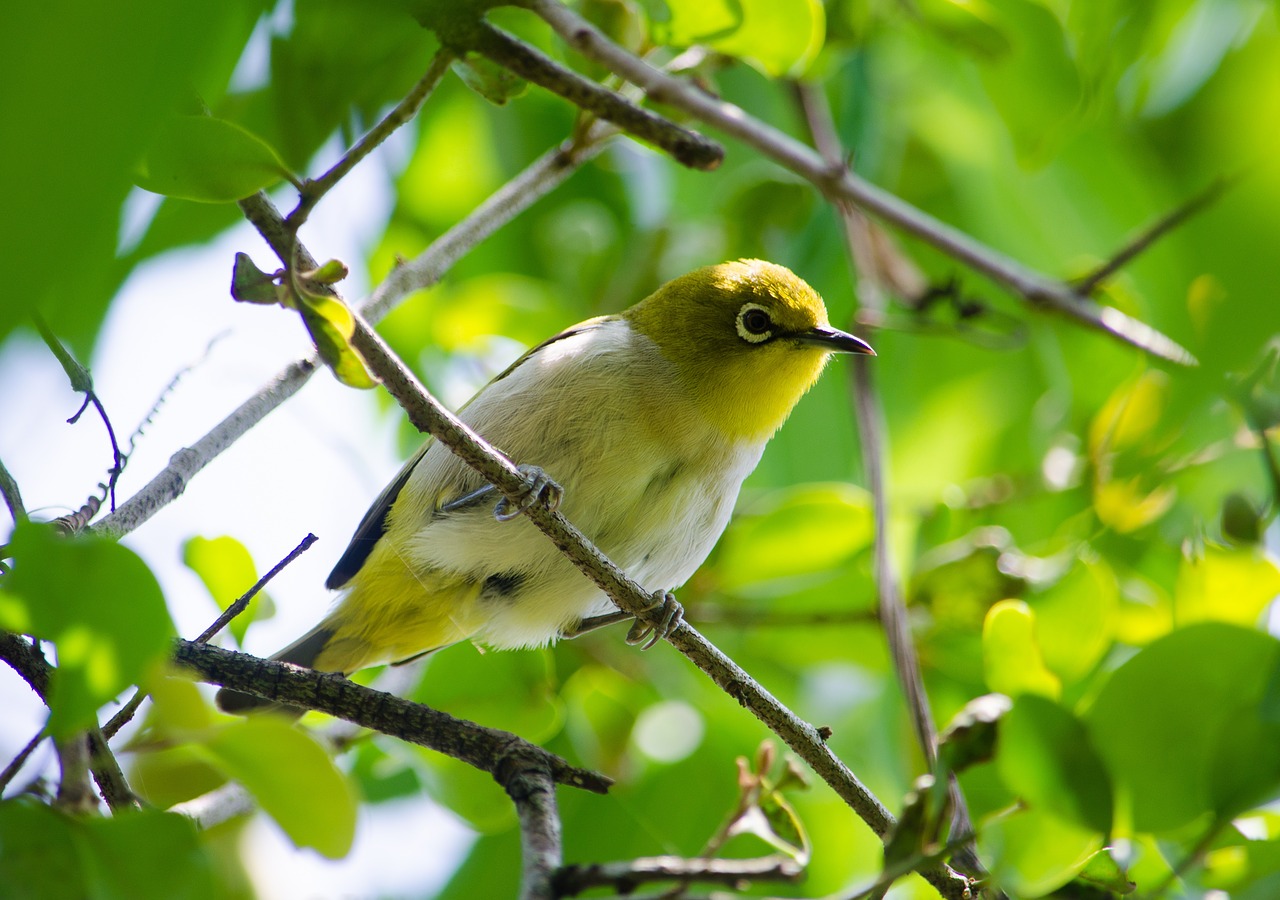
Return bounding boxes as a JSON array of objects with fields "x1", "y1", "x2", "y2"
[{"x1": 795, "y1": 324, "x2": 876, "y2": 356}]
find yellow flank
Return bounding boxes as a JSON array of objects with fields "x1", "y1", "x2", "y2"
[{"x1": 215, "y1": 258, "x2": 874, "y2": 714}]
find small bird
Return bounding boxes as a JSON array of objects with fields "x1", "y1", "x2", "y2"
[{"x1": 217, "y1": 259, "x2": 873, "y2": 712}]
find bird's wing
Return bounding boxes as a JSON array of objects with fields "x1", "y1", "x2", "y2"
[
  {"x1": 324, "y1": 315, "x2": 616, "y2": 591},
  {"x1": 325, "y1": 441, "x2": 430, "y2": 589}
]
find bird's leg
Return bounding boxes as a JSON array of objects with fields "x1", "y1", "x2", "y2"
[
  {"x1": 494, "y1": 465, "x2": 563, "y2": 521},
  {"x1": 561, "y1": 610, "x2": 633, "y2": 638},
  {"x1": 562, "y1": 590, "x2": 685, "y2": 650},
  {"x1": 442, "y1": 465, "x2": 563, "y2": 520},
  {"x1": 625, "y1": 590, "x2": 684, "y2": 650}
]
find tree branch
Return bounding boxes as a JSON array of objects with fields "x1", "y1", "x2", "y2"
[
  {"x1": 172, "y1": 640, "x2": 611, "y2": 794},
  {"x1": 554, "y1": 855, "x2": 803, "y2": 896},
  {"x1": 526, "y1": 0, "x2": 1196, "y2": 366},
  {"x1": 497, "y1": 753, "x2": 563, "y2": 900},
  {"x1": 0, "y1": 456, "x2": 27, "y2": 526},
  {"x1": 422, "y1": 7, "x2": 721, "y2": 170}
]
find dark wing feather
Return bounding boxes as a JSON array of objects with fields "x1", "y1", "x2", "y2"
[{"x1": 325, "y1": 443, "x2": 429, "y2": 589}]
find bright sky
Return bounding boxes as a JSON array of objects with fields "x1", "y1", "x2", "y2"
[{"x1": 0, "y1": 149, "x2": 478, "y2": 896}]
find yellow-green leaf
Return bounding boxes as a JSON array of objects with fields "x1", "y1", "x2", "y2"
[
  {"x1": 983, "y1": 600, "x2": 1061, "y2": 699},
  {"x1": 1174, "y1": 545, "x2": 1280, "y2": 627},
  {"x1": 660, "y1": 0, "x2": 825, "y2": 77},
  {"x1": 196, "y1": 717, "x2": 357, "y2": 858},
  {"x1": 297, "y1": 292, "x2": 377, "y2": 389},
  {"x1": 182, "y1": 535, "x2": 274, "y2": 645}
]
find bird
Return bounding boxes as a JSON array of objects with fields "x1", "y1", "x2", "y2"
[{"x1": 217, "y1": 258, "x2": 874, "y2": 713}]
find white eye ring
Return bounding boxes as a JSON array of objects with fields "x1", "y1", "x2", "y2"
[{"x1": 736, "y1": 303, "x2": 774, "y2": 344}]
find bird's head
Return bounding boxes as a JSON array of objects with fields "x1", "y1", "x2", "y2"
[{"x1": 624, "y1": 259, "x2": 874, "y2": 441}]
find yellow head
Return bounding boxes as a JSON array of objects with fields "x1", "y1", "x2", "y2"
[{"x1": 624, "y1": 259, "x2": 874, "y2": 442}]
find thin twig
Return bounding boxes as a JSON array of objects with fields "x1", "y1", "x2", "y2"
[
  {"x1": 0, "y1": 728, "x2": 45, "y2": 794},
  {"x1": 0, "y1": 457, "x2": 26, "y2": 526},
  {"x1": 527, "y1": 0, "x2": 1196, "y2": 366},
  {"x1": 194, "y1": 532, "x2": 318, "y2": 643},
  {"x1": 287, "y1": 49, "x2": 457, "y2": 231},
  {"x1": 1074, "y1": 174, "x2": 1239, "y2": 295},
  {"x1": 555, "y1": 855, "x2": 804, "y2": 896}
]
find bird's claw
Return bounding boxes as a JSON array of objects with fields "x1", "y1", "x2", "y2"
[
  {"x1": 625, "y1": 590, "x2": 684, "y2": 650},
  {"x1": 494, "y1": 465, "x2": 563, "y2": 522}
]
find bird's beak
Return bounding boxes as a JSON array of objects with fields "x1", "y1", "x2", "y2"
[{"x1": 795, "y1": 324, "x2": 876, "y2": 356}]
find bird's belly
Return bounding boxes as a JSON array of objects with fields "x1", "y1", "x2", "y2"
[{"x1": 419, "y1": 437, "x2": 763, "y2": 650}]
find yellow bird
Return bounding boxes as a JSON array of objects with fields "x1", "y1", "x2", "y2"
[{"x1": 217, "y1": 259, "x2": 873, "y2": 712}]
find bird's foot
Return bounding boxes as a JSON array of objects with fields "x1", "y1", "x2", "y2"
[
  {"x1": 625, "y1": 590, "x2": 684, "y2": 650},
  {"x1": 494, "y1": 465, "x2": 563, "y2": 522}
]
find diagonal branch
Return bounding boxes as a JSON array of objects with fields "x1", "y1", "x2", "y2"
[
  {"x1": 554, "y1": 854, "x2": 803, "y2": 896},
  {"x1": 526, "y1": 0, "x2": 1196, "y2": 366}
]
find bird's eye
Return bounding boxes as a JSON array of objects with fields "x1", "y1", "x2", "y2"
[{"x1": 736, "y1": 303, "x2": 774, "y2": 344}]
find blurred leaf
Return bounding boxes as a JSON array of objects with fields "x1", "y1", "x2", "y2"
[
  {"x1": 182, "y1": 535, "x2": 275, "y2": 645},
  {"x1": 0, "y1": 799, "x2": 220, "y2": 900},
  {"x1": 717, "y1": 483, "x2": 873, "y2": 594},
  {"x1": 453, "y1": 56, "x2": 528, "y2": 105},
  {"x1": 0, "y1": 0, "x2": 262, "y2": 350},
  {"x1": 195, "y1": 716, "x2": 358, "y2": 858},
  {"x1": 230, "y1": 252, "x2": 284, "y2": 305},
  {"x1": 0, "y1": 522, "x2": 174, "y2": 736},
  {"x1": 983, "y1": 600, "x2": 1061, "y2": 699},
  {"x1": 1028, "y1": 557, "x2": 1118, "y2": 684},
  {"x1": 1085, "y1": 623, "x2": 1280, "y2": 832},
  {"x1": 135, "y1": 115, "x2": 291, "y2": 203},
  {"x1": 997, "y1": 694, "x2": 1112, "y2": 832},
  {"x1": 659, "y1": 0, "x2": 825, "y2": 76},
  {"x1": 982, "y1": 805, "x2": 1103, "y2": 897},
  {"x1": 1174, "y1": 544, "x2": 1280, "y2": 627},
  {"x1": 1077, "y1": 847, "x2": 1135, "y2": 894},
  {"x1": 349, "y1": 737, "x2": 423, "y2": 804},
  {"x1": 1094, "y1": 477, "x2": 1177, "y2": 533},
  {"x1": 416, "y1": 646, "x2": 563, "y2": 744}
]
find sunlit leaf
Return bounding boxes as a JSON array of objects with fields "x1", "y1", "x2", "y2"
[
  {"x1": 297, "y1": 292, "x2": 378, "y2": 389},
  {"x1": 983, "y1": 600, "x2": 1061, "y2": 699},
  {"x1": 182, "y1": 535, "x2": 275, "y2": 645},
  {"x1": 136, "y1": 115, "x2": 292, "y2": 203},
  {"x1": 659, "y1": 0, "x2": 824, "y2": 76},
  {"x1": 195, "y1": 716, "x2": 358, "y2": 858},
  {"x1": 1174, "y1": 544, "x2": 1280, "y2": 628},
  {"x1": 0, "y1": 522, "x2": 174, "y2": 736}
]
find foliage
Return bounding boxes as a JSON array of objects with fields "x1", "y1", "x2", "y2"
[{"x1": 3, "y1": 0, "x2": 1280, "y2": 898}]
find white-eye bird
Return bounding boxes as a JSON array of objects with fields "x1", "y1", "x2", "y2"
[{"x1": 217, "y1": 259, "x2": 873, "y2": 713}]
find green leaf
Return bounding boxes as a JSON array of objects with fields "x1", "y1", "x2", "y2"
[
  {"x1": 230, "y1": 252, "x2": 283, "y2": 305},
  {"x1": 659, "y1": 0, "x2": 825, "y2": 77},
  {"x1": 453, "y1": 56, "x2": 529, "y2": 105},
  {"x1": 997, "y1": 694, "x2": 1113, "y2": 832},
  {"x1": 0, "y1": 522, "x2": 174, "y2": 736},
  {"x1": 136, "y1": 115, "x2": 291, "y2": 203},
  {"x1": 182, "y1": 535, "x2": 274, "y2": 645},
  {"x1": 195, "y1": 716, "x2": 357, "y2": 858},
  {"x1": 296, "y1": 292, "x2": 378, "y2": 389},
  {"x1": 759, "y1": 789, "x2": 810, "y2": 861},
  {"x1": 0, "y1": 799, "x2": 220, "y2": 900},
  {"x1": 1029, "y1": 558, "x2": 1118, "y2": 684},
  {"x1": 983, "y1": 600, "x2": 1061, "y2": 699},
  {"x1": 981, "y1": 806, "x2": 1103, "y2": 897},
  {"x1": 1085, "y1": 623, "x2": 1280, "y2": 832},
  {"x1": 1174, "y1": 545, "x2": 1280, "y2": 628},
  {"x1": 717, "y1": 483, "x2": 873, "y2": 594}
]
